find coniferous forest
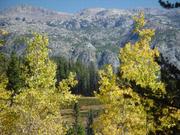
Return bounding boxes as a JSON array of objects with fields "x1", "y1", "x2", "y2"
[{"x1": 0, "y1": 1, "x2": 180, "y2": 135}]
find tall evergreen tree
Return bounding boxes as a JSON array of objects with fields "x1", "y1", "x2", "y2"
[
  {"x1": 67, "y1": 102, "x2": 85, "y2": 135},
  {"x1": 87, "y1": 109, "x2": 94, "y2": 135},
  {"x1": 89, "y1": 62, "x2": 98, "y2": 95},
  {"x1": 6, "y1": 51, "x2": 24, "y2": 105},
  {"x1": 73, "y1": 102, "x2": 80, "y2": 134},
  {"x1": 54, "y1": 57, "x2": 99, "y2": 96}
]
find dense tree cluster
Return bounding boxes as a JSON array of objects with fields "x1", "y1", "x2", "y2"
[
  {"x1": 0, "y1": 32, "x2": 78, "y2": 134},
  {"x1": 53, "y1": 57, "x2": 98, "y2": 96}
]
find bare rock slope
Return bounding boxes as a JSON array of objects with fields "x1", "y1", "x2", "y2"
[{"x1": 0, "y1": 5, "x2": 180, "y2": 69}]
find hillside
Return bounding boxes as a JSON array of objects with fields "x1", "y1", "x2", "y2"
[{"x1": 0, "y1": 5, "x2": 180, "y2": 70}]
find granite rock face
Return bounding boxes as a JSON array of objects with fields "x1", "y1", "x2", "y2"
[{"x1": 0, "y1": 5, "x2": 180, "y2": 69}]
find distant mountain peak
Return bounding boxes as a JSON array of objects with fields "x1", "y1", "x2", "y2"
[
  {"x1": 78, "y1": 8, "x2": 106, "y2": 16},
  {"x1": 0, "y1": 5, "x2": 180, "y2": 70},
  {"x1": 0, "y1": 4, "x2": 71, "y2": 16}
]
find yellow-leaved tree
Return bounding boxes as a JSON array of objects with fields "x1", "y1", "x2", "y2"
[
  {"x1": 0, "y1": 30, "x2": 9, "y2": 103},
  {"x1": 0, "y1": 29, "x2": 15, "y2": 134},
  {"x1": 120, "y1": 13, "x2": 165, "y2": 94},
  {"x1": 0, "y1": 33, "x2": 78, "y2": 135},
  {"x1": 94, "y1": 13, "x2": 178, "y2": 135},
  {"x1": 0, "y1": 29, "x2": 10, "y2": 112},
  {"x1": 0, "y1": 29, "x2": 8, "y2": 46},
  {"x1": 120, "y1": 13, "x2": 179, "y2": 134},
  {"x1": 94, "y1": 65, "x2": 147, "y2": 135}
]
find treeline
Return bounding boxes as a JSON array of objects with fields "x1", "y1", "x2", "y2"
[
  {"x1": 0, "y1": 50, "x2": 98, "y2": 135},
  {"x1": 4, "y1": 52, "x2": 180, "y2": 108},
  {"x1": 2, "y1": 54, "x2": 99, "y2": 97},
  {"x1": 52, "y1": 57, "x2": 98, "y2": 96}
]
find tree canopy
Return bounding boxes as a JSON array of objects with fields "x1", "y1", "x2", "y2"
[
  {"x1": 94, "y1": 12, "x2": 180, "y2": 135},
  {"x1": 0, "y1": 33, "x2": 78, "y2": 134}
]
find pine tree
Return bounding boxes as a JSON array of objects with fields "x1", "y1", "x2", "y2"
[
  {"x1": 67, "y1": 102, "x2": 85, "y2": 135},
  {"x1": 74, "y1": 102, "x2": 80, "y2": 134},
  {"x1": 6, "y1": 51, "x2": 24, "y2": 105},
  {"x1": 87, "y1": 109, "x2": 94, "y2": 135},
  {"x1": 54, "y1": 57, "x2": 99, "y2": 96},
  {"x1": 89, "y1": 62, "x2": 98, "y2": 96}
]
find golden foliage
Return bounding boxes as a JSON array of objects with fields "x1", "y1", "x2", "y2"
[
  {"x1": 94, "y1": 65, "x2": 146, "y2": 135},
  {"x1": 120, "y1": 13, "x2": 165, "y2": 94},
  {"x1": 0, "y1": 33, "x2": 77, "y2": 135},
  {"x1": 94, "y1": 13, "x2": 171, "y2": 135},
  {"x1": 0, "y1": 29, "x2": 8, "y2": 46}
]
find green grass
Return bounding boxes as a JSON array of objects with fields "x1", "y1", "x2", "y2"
[
  {"x1": 78, "y1": 97, "x2": 102, "y2": 106},
  {"x1": 62, "y1": 96, "x2": 102, "y2": 109}
]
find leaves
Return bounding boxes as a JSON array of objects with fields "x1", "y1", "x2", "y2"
[
  {"x1": 120, "y1": 13, "x2": 165, "y2": 94},
  {"x1": 94, "y1": 65, "x2": 146, "y2": 135},
  {"x1": 0, "y1": 29, "x2": 8, "y2": 46},
  {"x1": 94, "y1": 13, "x2": 176, "y2": 135},
  {"x1": 0, "y1": 33, "x2": 78, "y2": 134},
  {"x1": 24, "y1": 33, "x2": 56, "y2": 89}
]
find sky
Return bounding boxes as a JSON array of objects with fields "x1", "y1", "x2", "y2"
[{"x1": 0, "y1": 0, "x2": 179, "y2": 13}]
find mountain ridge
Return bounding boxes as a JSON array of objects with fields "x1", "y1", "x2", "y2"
[{"x1": 0, "y1": 5, "x2": 180, "y2": 70}]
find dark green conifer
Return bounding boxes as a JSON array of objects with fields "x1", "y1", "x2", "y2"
[
  {"x1": 87, "y1": 109, "x2": 94, "y2": 135},
  {"x1": 66, "y1": 102, "x2": 85, "y2": 135},
  {"x1": 6, "y1": 51, "x2": 24, "y2": 105}
]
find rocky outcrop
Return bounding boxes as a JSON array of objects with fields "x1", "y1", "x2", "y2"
[{"x1": 0, "y1": 5, "x2": 179, "y2": 69}]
